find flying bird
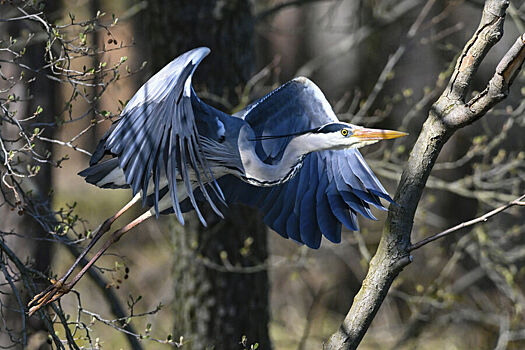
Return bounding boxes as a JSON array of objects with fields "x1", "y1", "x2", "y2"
[{"x1": 28, "y1": 47, "x2": 407, "y2": 315}]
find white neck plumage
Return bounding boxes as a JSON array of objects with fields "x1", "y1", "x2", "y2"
[{"x1": 237, "y1": 126, "x2": 337, "y2": 186}]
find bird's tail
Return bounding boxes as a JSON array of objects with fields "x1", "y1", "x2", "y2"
[{"x1": 78, "y1": 158, "x2": 129, "y2": 189}]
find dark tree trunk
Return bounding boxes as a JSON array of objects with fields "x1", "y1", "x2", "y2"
[
  {"x1": 143, "y1": 1, "x2": 271, "y2": 349},
  {"x1": 21, "y1": 5, "x2": 59, "y2": 345}
]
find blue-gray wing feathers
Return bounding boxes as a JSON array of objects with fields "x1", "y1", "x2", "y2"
[
  {"x1": 81, "y1": 48, "x2": 393, "y2": 248},
  {"x1": 203, "y1": 78, "x2": 393, "y2": 248},
  {"x1": 81, "y1": 47, "x2": 223, "y2": 224}
]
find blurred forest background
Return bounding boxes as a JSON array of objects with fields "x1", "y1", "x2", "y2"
[{"x1": 1, "y1": 0, "x2": 524, "y2": 349}]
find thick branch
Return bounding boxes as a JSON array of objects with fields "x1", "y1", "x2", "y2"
[
  {"x1": 323, "y1": 1, "x2": 522, "y2": 349},
  {"x1": 445, "y1": 0, "x2": 507, "y2": 102},
  {"x1": 467, "y1": 33, "x2": 525, "y2": 115}
]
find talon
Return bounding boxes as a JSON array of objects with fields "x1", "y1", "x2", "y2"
[
  {"x1": 27, "y1": 280, "x2": 72, "y2": 316},
  {"x1": 28, "y1": 280, "x2": 60, "y2": 306}
]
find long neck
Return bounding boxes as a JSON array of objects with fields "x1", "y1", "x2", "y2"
[{"x1": 238, "y1": 127, "x2": 319, "y2": 186}]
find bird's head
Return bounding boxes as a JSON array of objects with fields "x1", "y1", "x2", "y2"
[
  {"x1": 251, "y1": 122, "x2": 407, "y2": 152},
  {"x1": 307, "y1": 122, "x2": 408, "y2": 150}
]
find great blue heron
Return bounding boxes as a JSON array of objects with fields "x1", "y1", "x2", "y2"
[{"x1": 28, "y1": 47, "x2": 407, "y2": 315}]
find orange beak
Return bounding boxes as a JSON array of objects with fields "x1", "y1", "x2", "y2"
[{"x1": 352, "y1": 127, "x2": 408, "y2": 140}]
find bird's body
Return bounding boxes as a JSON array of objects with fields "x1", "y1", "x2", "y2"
[{"x1": 79, "y1": 47, "x2": 406, "y2": 248}]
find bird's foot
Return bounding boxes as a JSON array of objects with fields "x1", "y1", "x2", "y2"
[{"x1": 28, "y1": 279, "x2": 72, "y2": 316}]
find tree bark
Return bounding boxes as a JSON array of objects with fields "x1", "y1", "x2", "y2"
[{"x1": 143, "y1": 1, "x2": 271, "y2": 349}]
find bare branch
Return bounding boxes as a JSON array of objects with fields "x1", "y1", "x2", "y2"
[{"x1": 410, "y1": 194, "x2": 525, "y2": 251}]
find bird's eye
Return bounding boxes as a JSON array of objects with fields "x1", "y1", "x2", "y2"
[{"x1": 341, "y1": 129, "x2": 349, "y2": 137}]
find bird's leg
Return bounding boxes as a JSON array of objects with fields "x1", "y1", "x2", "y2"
[
  {"x1": 28, "y1": 193, "x2": 141, "y2": 315},
  {"x1": 61, "y1": 210, "x2": 153, "y2": 289},
  {"x1": 28, "y1": 210, "x2": 153, "y2": 315},
  {"x1": 64, "y1": 193, "x2": 142, "y2": 280}
]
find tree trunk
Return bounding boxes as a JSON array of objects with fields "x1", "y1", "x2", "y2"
[{"x1": 143, "y1": 1, "x2": 271, "y2": 349}]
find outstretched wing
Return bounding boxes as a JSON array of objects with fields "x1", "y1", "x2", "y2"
[
  {"x1": 226, "y1": 77, "x2": 393, "y2": 248},
  {"x1": 85, "y1": 47, "x2": 224, "y2": 224}
]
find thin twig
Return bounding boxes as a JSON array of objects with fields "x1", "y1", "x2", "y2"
[
  {"x1": 0, "y1": 261, "x2": 27, "y2": 346},
  {"x1": 37, "y1": 135, "x2": 92, "y2": 156},
  {"x1": 410, "y1": 194, "x2": 525, "y2": 251}
]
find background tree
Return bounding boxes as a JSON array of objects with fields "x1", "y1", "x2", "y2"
[{"x1": 143, "y1": 1, "x2": 271, "y2": 349}]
